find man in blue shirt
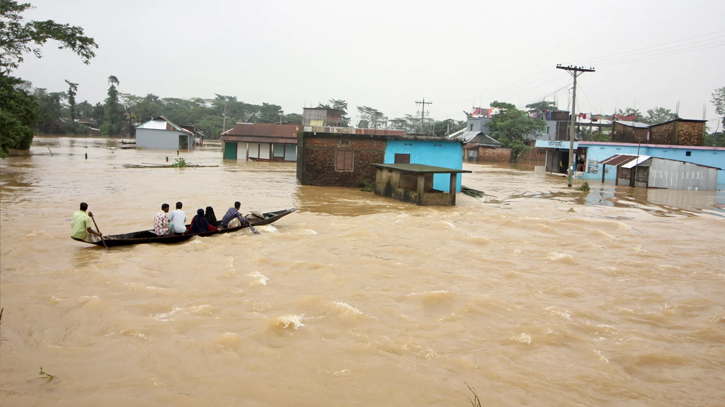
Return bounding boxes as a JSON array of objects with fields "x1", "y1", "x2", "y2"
[{"x1": 220, "y1": 201, "x2": 249, "y2": 228}]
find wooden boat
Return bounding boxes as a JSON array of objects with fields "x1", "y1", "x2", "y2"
[{"x1": 72, "y1": 208, "x2": 296, "y2": 248}]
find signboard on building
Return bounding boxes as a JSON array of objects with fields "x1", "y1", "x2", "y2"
[{"x1": 534, "y1": 140, "x2": 578, "y2": 149}]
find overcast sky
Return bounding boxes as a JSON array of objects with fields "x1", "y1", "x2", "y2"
[{"x1": 13, "y1": 0, "x2": 725, "y2": 127}]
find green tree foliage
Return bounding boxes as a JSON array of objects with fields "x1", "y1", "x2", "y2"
[
  {"x1": 703, "y1": 132, "x2": 725, "y2": 147},
  {"x1": 487, "y1": 101, "x2": 545, "y2": 162},
  {"x1": 356, "y1": 106, "x2": 386, "y2": 129},
  {"x1": 0, "y1": 75, "x2": 36, "y2": 155},
  {"x1": 33, "y1": 87, "x2": 64, "y2": 133},
  {"x1": 712, "y1": 86, "x2": 725, "y2": 128},
  {"x1": 642, "y1": 107, "x2": 677, "y2": 125},
  {"x1": 284, "y1": 113, "x2": 302, "y2": 125},
  {"x1": 101, "y1": 75, "x2": 123, "y2": 136},
  {"x1": 0, "y1": 0, "x2": 97, "y2": 155},
  {"x1": 525, "y1": 100, "x2": 557, "y2": 114}
]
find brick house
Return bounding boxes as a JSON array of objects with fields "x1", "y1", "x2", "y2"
[{"x1": 297, "y1": 127, "x2": 465, "y2": 192}]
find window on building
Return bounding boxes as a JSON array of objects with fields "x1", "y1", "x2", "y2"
[
  {"x1": 340, "y1": 140, "x2": 350, "y2": 146},
  {"x1": 394, "y1": 153, "x2": 410, "y2": 164},
  {"x1": 469, "y1": 124, "x2": 473, "y2": 131},
  {"x1": 336, "y1": 150, "x2": 353, "y2": 171},
  {"x1": 273, "y1": 144, "x2": 285, "y2": 158},
  {"x1": 685, "y1": 151, "x2": 691, "y2": 156}
]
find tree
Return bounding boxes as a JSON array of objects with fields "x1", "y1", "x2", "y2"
[
  {"x1": 329, "y1": 99, "x2": 350, "y2": 126},
  {"x1": 0, "y1": 75, "x2": 37, "y2": 155},
  {"x1": 0, "y1": 0, "x2": 98, "y2": 75},
  {"x1": 356, "y1": 106, "x2": 386, "y2": 129},
  {"x1": 101, "y1": 75, "x2": 124, "y2": 136},
  {"x1": 33, "y1": 87, "x2": 65, "y2": 133},
  {"x1": 643, "y1": 107, "x2": 676, "y2": 125},
  {"x1": 0, "y1": 0, "x2": 98, "y2": 155},
  {"x1": 525, "y1": 100, "x2": 557, "y2": 114},
  {"x1": 712, "y1": 86, "x2": 725, "y2": 128},
  {"x1": 64, "y1": 79, "x2": 78, "y2": 129},
  {"x1": 487, "y1": 101, "x2": 545, "y2": 162}
]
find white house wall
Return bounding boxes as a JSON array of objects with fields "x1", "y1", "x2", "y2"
[
  {"x1": 648, "y1": 160, "x2": 718, "y2": 190},
  {"x1": 236, "y1": 142, "x2": 248, "y2": 159},
  {"x1": 136, "y1": 128, "x2": 186, "y2": 149}
]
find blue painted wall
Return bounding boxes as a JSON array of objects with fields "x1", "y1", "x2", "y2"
[
  {"x1": 384, "y1": 140, "x2": 464, "y2": 192},
  {"x1": 582, "y1": 142, "x2": 725, "y2": 188}
]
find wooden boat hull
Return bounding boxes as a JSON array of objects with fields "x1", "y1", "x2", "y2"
[{"x1": 72, "y1": 208, "x2": 296, "y2": 247}]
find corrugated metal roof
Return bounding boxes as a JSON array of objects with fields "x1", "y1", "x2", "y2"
[
  {"x1": 600, "y1": 154, "x2": 639, "y2": 166},
  {"x1": 222, "y1": 123, "x2": 300, "y2": 138},
  {"x1": 614, "y1": 120, "x2": 650, "y2": 129},
  {"x1": 621, "y1": 155, "x2": 651, "y2": 169}
]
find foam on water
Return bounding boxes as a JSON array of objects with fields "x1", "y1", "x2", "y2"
[
  {"x1": 512, "y1": 333, "x2": 532, "y2": 345},
  {"x1": 547, "y1": 252, "x2": 576, "y2": 264},
  {"x1": 272, "y1": 314, "x2": 305, "y2": 330},
  {"x1": 247, "y1": 271, "x2": 269, "y2": 286}
]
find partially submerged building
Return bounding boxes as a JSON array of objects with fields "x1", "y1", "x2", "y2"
[
  {"x1": 220, "y1": 123, "x2": 299, "y2": 161},
  {"x1": 136, "y1": 116, "x2": 195, "y2": 150},
  {"x1": 297, "y1": 127, "x2": 465, "y2": 192},
  {"x1": 370, "y1": 163, "x2": 471, "y2": 206},
  {"x1": 599, "y1": 154, "x2": 720, "y2": 190}
]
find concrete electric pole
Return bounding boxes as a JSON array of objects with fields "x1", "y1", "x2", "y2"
[
  {"x1": 415, "y1": 98, "x2": 432, "y2": 134},
  {"x1": 556, "y1": 65, "x2": 595, "y2": 187}
]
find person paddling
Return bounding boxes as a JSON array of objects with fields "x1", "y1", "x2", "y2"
[
  {"x1": 71, "y1": 202, "x2": 103, "y2": 243},
  {"x1": 220, "y1": 201, "x2": 250, "y2": 229}
]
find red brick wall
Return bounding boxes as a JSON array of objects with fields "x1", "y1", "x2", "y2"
[
  {"x1": 649, "y1": 121, "x2": 704, "y2": 146},
  {"x1": 519, "y1": 147, "x2": 546, "y2": 161},
  {"x1": 476, "y1": 147, "x2": 511, "y2": 163},
  {"x1": 301, "y1": 136, "x2": 386, "y2": 187}
]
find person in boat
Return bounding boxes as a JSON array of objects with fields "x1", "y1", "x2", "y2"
[
  {"x1": 167, "y1": 201, "x2": 187, "y2": 235},
  {"x1": 188, "y1": 209, "x2": 218, "y2": 234},
  {"x1": 220, "y1": 201, "x2": 250, "y2": 229},
  {"x1": 71, "y1": 202, "x2": 103, "y2": 243},
  {"x1": 205, "y1": 206, "x2": 221, "y2": 227},
  {"x1": 153, "y1": 203, "x2": 172, "y2": 236}
]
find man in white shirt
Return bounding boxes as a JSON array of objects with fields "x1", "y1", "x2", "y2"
[{"x1": 167, "y1": 201, "x2": 187, "y2": 234}]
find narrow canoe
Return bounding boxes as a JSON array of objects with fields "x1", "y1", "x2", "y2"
[{"x1": 72, "y1": 208, "x2": 296, "y2": 248}]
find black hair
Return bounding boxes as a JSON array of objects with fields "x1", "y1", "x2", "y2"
[
  {"x1": 176, "y1": 202, "x2": 183, "y2": 209},
  {"x1": 234, "y1": 201, "x2": 241, "y2": 209},
  {"x1": 162, "y1": 203, "x2": 169, "y2": 210},
  {"x1": 80, "y1": 202, "x2": 88, "y2": 211}
]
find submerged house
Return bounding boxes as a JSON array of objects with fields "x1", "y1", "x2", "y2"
[
  {"x1": 220, "y1": 123, "x2": 299, "y2": 161},
  {"x1": 297, "y1": 127, "x2": 465, "y2": 193},
  {"x1": 599, "y1": 154, "x2": 720, "y2": 190},
  {"x1": 136, "y1": 116, "x2": 195, "y2": 150}
]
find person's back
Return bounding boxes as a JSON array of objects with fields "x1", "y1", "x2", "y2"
[
  {"x1": 167, "y1": 201, "x2": 187, "y2": 234},
  {"x1": 71, "y1": 209, "x2": 91, "y2": 240},
  {"x1": 154, "y1": 203, "x2": 172, "y2": 235}
]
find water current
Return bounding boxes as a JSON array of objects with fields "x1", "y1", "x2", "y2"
[{"x1": 1, "y1": 137, "x2": 724, "y2": 406}]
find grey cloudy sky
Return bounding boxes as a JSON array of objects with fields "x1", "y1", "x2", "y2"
[{"x1": 15, "y1": 0, "x2": 725, "y2": 127}]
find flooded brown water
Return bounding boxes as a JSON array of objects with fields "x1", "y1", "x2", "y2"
[{"x1": 1, "y1": 137, "x2": 724, "y2": 406}]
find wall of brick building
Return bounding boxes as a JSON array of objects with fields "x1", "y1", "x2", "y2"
[
  {"x1": 650, "y1": 121, "x2": 704, "y2": 146},
  {"x1": 612, "y1": 122, "x2": 649, "y2": 143},
  {"x1": 476, "y1": 147, "x2": 511, "y2": 163},
  {"x1": 300, "y1": 137, "x2": 386, "y2": 187}
]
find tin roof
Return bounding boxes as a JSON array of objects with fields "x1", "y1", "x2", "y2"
[
  {"x1": 600, "y1": 154, "x2": 642, "y2": 166},
  {"x1": 221, "y1": 123, "x2": 300, "y2": 139},
  {"x1": 600, "y1": 154, "x2": 721, "y2": 170},
  {"x1": 370, "y1": 163, "x2": 472, "y2": 174},
  {"x1": 614, "y1": 120, "x2": 651, "y2": 128}
]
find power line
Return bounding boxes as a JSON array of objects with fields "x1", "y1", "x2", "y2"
[
  {"x1": 597, "y1": 42, "x2": 725, "y2": 68},
  {"x1": 565, "y1": 29, "x2": 725, "y2": 66},
  {"x1": 415, "y1": 98, "x2": 432, "y2": 134}
]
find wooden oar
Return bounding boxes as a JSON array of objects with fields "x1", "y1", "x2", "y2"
[
  {"x1": 89, "y1": 213, "x2": 108, "y2": 249},
  {"x1": 247, "y1": 220, "x2": 260, "y2": 235}
]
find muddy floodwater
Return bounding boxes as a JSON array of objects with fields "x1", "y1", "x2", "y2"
[{"x1": 1, "y1": 137, "x2": 725, "y2": 407}]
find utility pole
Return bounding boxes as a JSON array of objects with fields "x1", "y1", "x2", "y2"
[
  {"x1": 415, "y1": 98, "x2": 432, "y2": 134},
  {"x1": 222, "y1": 100, "x2": 228, "y2": 133},
  {"x1": 279, "y1": 109, "x2": 284, "y2": 124},
  {"x1": 556, "y1": 65, "x2": 595, "y2": 187}
]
